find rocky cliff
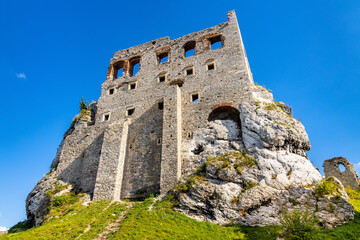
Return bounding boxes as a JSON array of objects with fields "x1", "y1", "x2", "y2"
[{"x1": 173, "y1": 86, "x2": 354, "y2": 228}]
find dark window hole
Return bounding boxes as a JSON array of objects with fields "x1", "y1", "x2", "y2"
[
  {"x1": 192, "y1": 145, "x2": 204, "y2": 155},
  {"x1": 192, "y1": 94, "x2": 199, "y2": 103},
  {"x1": 207, "y1": 63, "x2": 215, "y2": 70},
  {"x1": 186, "y1": 68, "x2": 193, "y2": 76},
  {"x1": 127, "y1": 108, "x2": 135, "y2": 116},
  {"x1": 159, "y1": 75, "x2": 165, "y2": 82}
]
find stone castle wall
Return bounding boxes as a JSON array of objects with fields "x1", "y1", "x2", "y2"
[{"x1": 50, "y1": 10, "x2": 254, "y2": 200}]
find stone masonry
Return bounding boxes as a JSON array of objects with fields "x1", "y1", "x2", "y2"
[
  {"x1": 45, "y1": 10, "x2": 254, "y2": 201},
  {"x1": 324, "y1": 157, "x2": 360, "y2": 190}
]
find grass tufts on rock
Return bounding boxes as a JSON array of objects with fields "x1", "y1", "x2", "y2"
[
  {"x1": 279, "y1": 209, "x2": 319, "y2": 240},
  {"x1": 314, "y1": 177, "x2": 341, "y2": 198}
]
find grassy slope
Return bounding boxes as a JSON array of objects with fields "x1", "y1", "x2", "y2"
[
  {"x1": 2, "y1": 191, "x2": 360, "y2": 240},
  {"x1": 1, "y1": 200, "x2": 127, "y2": 240}
]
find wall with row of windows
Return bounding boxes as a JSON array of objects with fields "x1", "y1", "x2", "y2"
[
  {"x1": 107, "y1": 34, "x2": 223, "y2": 80},
  {"x1": 102, "y1": 92, "x2": 200, "y2": 122},
  {"x1": 107, "y1": 59, "x2": 216, "y2": 96}
]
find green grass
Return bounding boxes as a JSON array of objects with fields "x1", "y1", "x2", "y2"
[
  {"x1": 3, "y1": 188, "x2": 360, "y2": 240},
  {"x1": 108, "y1": 195, "x2": 281, "y2": 240},
  {"x1": 1, "y1": 198, "x2": 127, "y2": 240}
]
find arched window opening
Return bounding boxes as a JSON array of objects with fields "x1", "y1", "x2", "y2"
[
  {"x1": 113, "y1": 61, "x2": 124, "y2": 79},
  {"x1": 184, "y1": 41, "x2": 196, "y2": 57},
  {"x1": 129, "y1": 57, "x2": 141, "y2": 77},
  {"x1": 208, "y1": 106, "x2": 242, "y2": 138},
  {"x1": 339, "y1": 164, "x2": 346, "y2": 173},
  {"x1": 209, "y1": 106, "x2": 240, "y2": 122}
]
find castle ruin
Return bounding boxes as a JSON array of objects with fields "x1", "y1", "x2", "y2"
[
  {"x1": 51, "y1": 10, "x2": 253, "y2": 201},
  {"x1": 27, "y1": 10, "x2": 357, "y2": 228}
]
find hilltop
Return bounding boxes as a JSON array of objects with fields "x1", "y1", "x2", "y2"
[{"x1": 2, "y1": 177, "x2": 360, "y2": 239}]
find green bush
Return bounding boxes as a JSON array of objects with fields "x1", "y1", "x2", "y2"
[
  {"x1": 280, "y1": 209, "x2": 319, "y2": 240},
  {"x1": 79, "y1": 97, "x2": 89, "y2": 111},
  {"x1": 46, "y1": 184, "x2": 70, "y2": 198},
  {"x1": 8, "y1": 220, "x2": 29, "y2": 233},
  {"x1": 51, "y1": 192, "x2": 79, "y2": 207},
  {"x1": 314, "y1": 177, "x2": 341, "y2": 197}
]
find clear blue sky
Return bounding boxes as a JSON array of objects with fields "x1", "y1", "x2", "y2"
[{"x1": 1, "y1": 0, "x2": 359, "y2": 229}]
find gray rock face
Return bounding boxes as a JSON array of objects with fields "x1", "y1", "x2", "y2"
[
  {"x1": 174, "y1": 100, "x2": 354, "y2": 228},
  {"x1": 26, "y1": 172, "x2": 58, "y2": 226},
  {"x1": 26, "y1": 171, "x2": 76, "y2": 226}
]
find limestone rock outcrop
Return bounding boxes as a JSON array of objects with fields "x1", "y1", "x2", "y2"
[
  {"x1": 26, "y1": 172, "x2": 68, "y2": 226},
  {"x1": 174, "y1": 98, "x2": 354, "y2": 228}
]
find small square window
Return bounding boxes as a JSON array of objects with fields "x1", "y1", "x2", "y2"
[
  {"x1": 130, "y1": 82, "x2": 136, "y2": 90},
  {"x1": 192, "y1": 94, "x2": 199, "y2": 103},
  {"x1": 127, "y1": 108, "x2": 135, "y2": 116},
  {"x1": 158, "y1": 75, "x2": 166, "y2": 83},
  {"x1": 103, "y1": 113, "x2": 110, "y2": 121},
  {"x1": 158, "y1": 52, "x2": 169, "y2": 64},
  {"x1": 186, "y1": 68, "x2": 193, "y2": 76},
  {"x1": 109, "y1": 88, "x2": 114, "y2": 95},
  {"x1": 158, "y1": 101, "x2": 164, "y2": 110},
  {"x1": 157, "y1": 138, "x2": 162, "y2": 145},
  {"x1": 207, "y1": 63, "x2": 215, "y2": 70}
]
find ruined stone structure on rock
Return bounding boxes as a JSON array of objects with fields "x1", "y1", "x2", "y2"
[
  {"x1": 26, "y1": 10, "x2": 356, "y2": 228},
  {"x1": 324, "y1": 157, "x2": 360, "y2": 190},
  {"x1": 50, "y1": 10, "x2": 252, "y2": 201}
]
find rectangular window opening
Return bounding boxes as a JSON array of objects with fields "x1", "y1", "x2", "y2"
[
  {"x1": 158, "y1": 52, "x2": 169, "y2": 64},
  {"x1": 129, "y1": 57, "x2": 141, "y2": 77},
  {"x1": 192, "y1": 94, "x2": 199, "y2": 103},
  {"x1": 117, "y1": 67, "x2": 123, "y2": 78},
  {"x1": 104, "y1": 114, "x2": 110, "y2": 121},
  {"x1": 127, "y1": 108, "x2": 135, "y2": 116},
  {"x1": 109, "y1": 88, "x2": 114, "y2": 95},
  {"x1": 113, "y1": 61, "x2": 124, "y2": 79},
  {"x1": 132, "y1": 63, "x2": 140, "y2": 76},
  {"x1": 158, "y1": 101, "x2": 164, "y2": 110},
  {"x1": 184, "y1": 41, "x2": 196, "y2": 58},
  {"x1": 207, "y1": 63, "x2": 215, "y2": 70},
  {"x1": 186, "y1": 68, "x2": 193, "y2": 76},
  {"x1": 130, "y1": 82, "x2": 136, "y2": 90},
  {"x1": 209, "y1": 35, "x2": 222, "y2": 50},
  {"x1": 157, "y1": 138, "x2": 162, "y2": 145},
  {"x1": 159, "y1": 75, "x2": 166, "y2": 82}
]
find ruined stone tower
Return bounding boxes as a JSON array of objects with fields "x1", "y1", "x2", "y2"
[{"x1": 43, "y1": 10, "x2": 254, "y2": 201}]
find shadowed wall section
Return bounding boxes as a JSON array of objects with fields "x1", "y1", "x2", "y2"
[{"x1": 121, "y1": 104, "x2": 164, "y2": 198}]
